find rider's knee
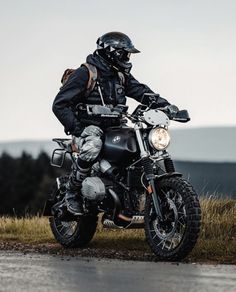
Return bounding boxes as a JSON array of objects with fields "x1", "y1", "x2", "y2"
[{"x1": 79, "y1": 136, "x2": 102, "y2": 162}]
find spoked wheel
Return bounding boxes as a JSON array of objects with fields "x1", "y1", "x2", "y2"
[
  {"x1": 52, "y1": 220, "x2": 80, "y2": 238},
  {"x1": 50, "y1": 215, "x2": 98, "y2": 248},
  {"x1": 49, "y1": 176, "x2": 98, "y2": 248},
  {"x1": 144, "y1": 177, "x2": 201, "y2": 261}
]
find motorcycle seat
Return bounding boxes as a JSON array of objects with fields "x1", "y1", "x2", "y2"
[{"x1": 52, "y1": 138, "x2": 72, "y2": 151}]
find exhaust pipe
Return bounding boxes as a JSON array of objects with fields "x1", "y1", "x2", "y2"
[
  {"x1": 107, "y1": 188, "x2": 121, "y2": 220},
  {"x1": 118, "y1": 214, "x2": 132, "y2": 222},
  {"x1": 105, "y1": 188, "x2": 144, "y2": 229}
]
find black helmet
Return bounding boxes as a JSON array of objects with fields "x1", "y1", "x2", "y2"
[{"x1": 96, "y1": 32, "x2": 140, "y2": 74}]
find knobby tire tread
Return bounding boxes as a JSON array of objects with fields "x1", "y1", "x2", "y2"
[
  {"x1": 144, "y1": 177, "x2": 201, "y2": 261},
  {"x1": 49, "y1": 216, "x2": 98, "y2": 248}
]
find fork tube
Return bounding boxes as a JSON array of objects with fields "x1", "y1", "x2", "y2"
[
  {"x1": 142, "y1": 157, "x2": 163, "y2": 221},
  {"x1": 134, "y1": 123, "x2": 148, "y2": 158},
  {"x1": 134, "y1": 124, "x2": 163, "y2": 220}
]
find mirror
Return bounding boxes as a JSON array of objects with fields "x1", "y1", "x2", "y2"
[{"x1": 51, "y1": 149, "x2": 66, "y2": 167}]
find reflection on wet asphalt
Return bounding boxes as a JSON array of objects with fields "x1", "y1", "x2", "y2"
[{"x1": 0, "y1": 251, "x2": 236, "y2": 292}]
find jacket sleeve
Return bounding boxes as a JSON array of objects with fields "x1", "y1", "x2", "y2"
[
  {"x1": 125, "y1": 74, "x2": 170, "y2": 107},
  {"x1": 52, "y1": 66, "x2": 89, "y2": 135}
]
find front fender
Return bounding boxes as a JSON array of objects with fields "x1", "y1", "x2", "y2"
[{"x1": 155, "y1": 172, "x2": 182, "y2": 181}]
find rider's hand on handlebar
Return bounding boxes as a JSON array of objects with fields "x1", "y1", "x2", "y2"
[{"x1": 163, "y1": 104, "x2": 179, "y2": 117}]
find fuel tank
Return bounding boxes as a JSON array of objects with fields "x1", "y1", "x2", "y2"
[{"x1": 102, "y1": 127, "x2": 138, "y2": 165}]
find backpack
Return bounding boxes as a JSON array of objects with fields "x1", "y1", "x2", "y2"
[
  {"x1": 60, "y1": 63, "x2": 98, "y2": 96},
  {"x1": 60, "y1": 63, "x2": 125, "y2": 97}
]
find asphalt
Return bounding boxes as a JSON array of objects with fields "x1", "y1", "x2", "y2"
[{"x1": 0, "y1": 251, "x2": 235, "y2": 292}]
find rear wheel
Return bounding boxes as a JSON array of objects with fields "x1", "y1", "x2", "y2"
[
  {"x1": 49, "y1": 215, "x2": 98, "y2": 248},
  {"x1": 144, "y1": 177, "x2": 201, "y2": 261},
  {"x1": 49, "y1": 176, "x2": 98, "y2": 248}
]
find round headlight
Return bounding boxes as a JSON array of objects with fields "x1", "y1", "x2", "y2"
[{"x1": 149, "y1": 128, "x2": 170, "y2": 150}]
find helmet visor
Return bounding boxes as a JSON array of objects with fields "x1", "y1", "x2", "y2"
[{"x1": 124, "y1": 47, "x2": 140, "y2": 53}]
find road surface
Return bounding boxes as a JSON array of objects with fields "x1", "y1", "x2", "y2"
[{"x1": 0, "y1": 251, "x2": 235, "y2": 292}]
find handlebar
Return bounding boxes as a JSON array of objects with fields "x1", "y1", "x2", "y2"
[
  {"x1": 85, "y1": 103, "x2": 190, "y2": 123},
  {"x1": 130, "y1": 103, "x2": 190, "y2": 123}
]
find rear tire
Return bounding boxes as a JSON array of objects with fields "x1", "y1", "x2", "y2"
[
  {"x1": 49, "y1": 176, "x2": 98, "y2": 248},
  {"x1": 49, "y1": 215, "x2": 98, "y2": 248},
  {"x1": 144, "y1": 177, "x2": 201, "y2": 261}
]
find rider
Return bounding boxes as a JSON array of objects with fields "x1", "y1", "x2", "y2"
[{"x1": 52, "y1": 31, "x2": 172, "y2": 215}]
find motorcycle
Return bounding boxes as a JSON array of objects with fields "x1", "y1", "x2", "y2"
[{"x1": 44, "y1": 94, "x2": 201, "y2": 261}]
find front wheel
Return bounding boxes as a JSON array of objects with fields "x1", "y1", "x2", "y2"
[{"x1": 144, "y1": 177, "x2": 201, "y2": 261}]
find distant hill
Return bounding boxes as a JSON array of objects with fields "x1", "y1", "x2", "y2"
[
  {"x1": 0, "y1": 127, "x2": 235, "y2": 162},
  {"x1": 175, "y1": 161, "x2": 236, "y2": 198},
  {"x1": 169, "y1": 127, "x2": 236, "y2": 162},
  {"x1": 0, "y1": 140, "x2": 55, "y2": 158}
]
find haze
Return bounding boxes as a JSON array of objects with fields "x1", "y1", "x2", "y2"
[{"x1": 0, "y1": 0, "x2": 235, "y2": 141}]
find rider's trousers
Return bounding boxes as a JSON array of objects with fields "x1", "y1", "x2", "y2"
[{"x1": 69, "y1": 125, "x2": 103, "y2": 189}]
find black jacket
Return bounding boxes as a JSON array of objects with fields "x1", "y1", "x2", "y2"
[{"x1": 52, "y1": 53, "x2": 170, "y2": 136}]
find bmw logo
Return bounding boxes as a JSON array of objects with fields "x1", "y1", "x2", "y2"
[{"x1": 112, "y1": 136, "x2": 121, "y2": 143}]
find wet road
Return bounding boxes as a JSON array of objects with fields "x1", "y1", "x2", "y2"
[{"x1": 0, "y1": 251, "x2": 236, "y2": 292}]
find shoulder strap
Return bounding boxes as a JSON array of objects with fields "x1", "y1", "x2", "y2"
[
  {"x1": 117, "y1": 72, "x2": 125, "y2": 86},
  {"x1": 82, "y1": 63, "x2": 97, "y2": 95}
]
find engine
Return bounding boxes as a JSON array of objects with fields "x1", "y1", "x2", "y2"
[{"x1": 81, "y1": 177, "x2": 106, "y2": 201}]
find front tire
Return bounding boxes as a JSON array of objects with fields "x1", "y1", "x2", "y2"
[{"x1": 144, "y1": 177, "x2": 201, "y2": 261}]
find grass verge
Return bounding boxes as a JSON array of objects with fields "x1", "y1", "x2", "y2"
[{"x1": 0, "y1": 198, "x2": 236, "y2": 263}]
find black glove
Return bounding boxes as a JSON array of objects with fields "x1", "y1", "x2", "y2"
[
  {"x1": 164, "y1": 104, "x2": 179, "y2": 118},
  {"x1": 141, "y1": 93, "x2": 170, "y2": 109}
]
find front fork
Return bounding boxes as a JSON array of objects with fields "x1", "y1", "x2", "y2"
[
  {"x1": 134, "y1": 124, "x2": 164, "y2": 220},
  {"x1": 142, "y1": 157, "x2": 164, "y2": 221}
]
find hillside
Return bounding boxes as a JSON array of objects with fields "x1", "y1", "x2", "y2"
[
  {"x1": 175, "y1": 161, "x2": 236, "y2": 197},
  {"x1": 0, "y1": 140, "x2": 55, "y2": 158},
  {"x1": 169, "y1": 127, "x2": 236, "y2": 162}
]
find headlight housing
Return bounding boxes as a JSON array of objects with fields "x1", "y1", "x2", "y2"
[{"x1": 148, "y1": 127, "x2": 170, "y2": 150}]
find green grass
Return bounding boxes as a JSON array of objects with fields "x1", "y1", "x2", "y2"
[{"x1": 0, "y1": 198, "x2": 236, "y2": 262}]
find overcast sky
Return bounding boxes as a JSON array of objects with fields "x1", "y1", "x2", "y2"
[{"x1": 0, "y1": 0, "x2": 235, "y2": 141}]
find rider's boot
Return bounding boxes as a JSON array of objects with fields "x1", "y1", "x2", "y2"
[
  {"x1": 65, "y1": 165, "x2": 90, "y2": 215},
  {"x1": 65, "y1": 182, "x2": 84, "y2": 215}
]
